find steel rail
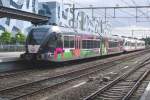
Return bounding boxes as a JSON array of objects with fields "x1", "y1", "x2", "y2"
[
  {"x1": 83, "y1": 57, "x2": 150, "y2": 100},
  {"x1": 5, "y1": 57, "x2": 131, "y2": 100},
  {"x1": 0, "y1": 50, "x2": 145, "y2": 100},
  {"x1": 0, "y1": 49, "x2": 147, "y2": 79},
  {"x1": 122, "y1": 70, "x2": 150, "y2": 100},
  {"x1": 9, "y1": 51, "x2": 150, "y2": 100}
]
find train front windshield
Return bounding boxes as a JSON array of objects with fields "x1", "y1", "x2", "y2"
[{"x1": 27, "y1": 28, "x2": 49, "y2": 45}]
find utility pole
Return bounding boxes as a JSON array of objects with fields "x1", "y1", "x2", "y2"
[
  {"x1": 104, "y1": 8, "x2": 107, "y2": 23},
  {"x1": 92, "y1": 8, "x2": 94, "y2": 18},
  {"x1": 72, "y1": 1, "x2": 75, "y2": 28},
  {"x1": 132, "y1": 30, "x2": 134, "y2": 38},
  {"x1": 89, "y1": 5, "x2": 94, "y2": 18},
  {"x1": 100, "y1": 20, "x2": 103, "y2": 33}
]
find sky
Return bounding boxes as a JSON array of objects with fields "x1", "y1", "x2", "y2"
[
  {"x1": 39, "y1": 0, "x2": 150, "y2": 7},
  {"x1": 38, "y1": 0, "x2": 150, "y2": 26},
  {"x1": 38, "y1": 0, "x2": 150, "y2": 38}
]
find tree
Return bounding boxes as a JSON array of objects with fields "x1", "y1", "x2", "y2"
[
  {"x1": 142, "y1": 37, "x2": 150, "y2": 45},
  {"x1": 10, "y1": 37, "x2": 16, "y2": 44},
  {"x1": 15, "y1": 31, "x2": 26, "y2": 44},
  {"x1": 0, "y1": 31, "x2": 11, "y2": 44}
]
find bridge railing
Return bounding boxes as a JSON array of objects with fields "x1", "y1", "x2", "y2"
[{"x1": 0, "y1": 45, "x2": 25, "y2": 52}]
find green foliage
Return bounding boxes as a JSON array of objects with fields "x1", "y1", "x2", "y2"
[
  {"x1": 10, "y1": 37, "x2": 16, "y2": 44},
  {"x1": 0, "y1": 31, "x2": 26, "y2": 45},
  {"x1": 0, "y1": 31, "x2": 11, "y2": 44},
  {"x1": 142, "y1": 37, "x2": 150, "y2": 45},
  {"x1": 15, "y1": 31, "x2": 26, "y2": 44}
]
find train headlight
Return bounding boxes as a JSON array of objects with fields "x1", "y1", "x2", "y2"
[{"x1": 52, "y1": 26, "x2": 60, "y2": 33}]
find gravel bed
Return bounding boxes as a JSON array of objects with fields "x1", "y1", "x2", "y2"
[
  {"x1": 41, "y1": 52, "x2": 150, "y2": 100},
  {"x1": 0, "y1": 50, "x2": 146, "y2": 90}
]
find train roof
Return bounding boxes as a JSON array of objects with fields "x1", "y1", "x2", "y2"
[
  {"x1": 32, "y1": 25, "x2": 144, "y2": 41},
  {"x1": 32, "y1": 25, "x2": 102, "y2": 36},
  {"x1": 121, "y1": 36, "x2": 144, "y2": 41}
]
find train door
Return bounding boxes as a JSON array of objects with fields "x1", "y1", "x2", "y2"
[
  {"x1": 101, "y1": 38, "x2": 107, "y2": 56},
  {"x1": 75, "y1": 36, "x2": 81, "y2": 56}
]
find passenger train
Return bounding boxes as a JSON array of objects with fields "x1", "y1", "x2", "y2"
[{"x1": 21, "y1": 25, "x2": 145, "y2": 62}]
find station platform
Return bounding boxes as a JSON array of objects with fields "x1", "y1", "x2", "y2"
[
  {"x1": 0, "y1": 52, "x2": 24, "y2": 63},
  {"x1": 140, "y1": 82, "x2": 150, "y2": 100}
]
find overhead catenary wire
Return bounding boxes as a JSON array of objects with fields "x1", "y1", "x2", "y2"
[
  {"x1": 130, "y1": 0, "x2": 149, "y2": 18},
  {"x1": 120, "y1": 0, "x2": 150, "y2": 21}
]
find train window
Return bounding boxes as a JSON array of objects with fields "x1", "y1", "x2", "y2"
[
  {"x1": 70, "y1": 36, "x2": 74, "y2": 48},
  {"x1": 64, "y1": 36, "x2": 70, "y2": 48},
  {"x1": 82, "y1": 40, "x2": 87, "y2": 49},
  {"x1": 94, "y1": 41, "x2": 98, "y2": 48},
  {"x1": 90, "y1": 40, "x2": 93, "y2": 48},
  {"x1": 142, "y1": 43, "x2": 145, "y2": 46},
  {"x1": 129, "y1": 42, "x2": 131, "y2": 46},
  {"x1": 126, "y1": 42, "x2": 131, "y2": 46},
  {"x1": 131, "y1": 43, "x2": 135, "y2": 46},
  {"x1": 93, "y1": 41, "x2": 96, "y2": 48},
  {"x1": 137, "y1": 43, "x2": 141, "y2": 46},
  {"x1": 87, "y1": 40, "x2": 91, "y2": 49},
  {"x1": 120, "y1": 41, "x2": 123, "y2": 46},
  {"x1": 56, "y1": 34, "x2": 63, "y2": 48},
  {"x1": 109, "y1": 41, "x2": 118, "y2": 48},
  {"x1": 64, "y1": 36, "x2": 75, "y2": 48},
  {"x1": 82, "y1": 40, "x2": 100, "y2": 49},
  {"x1": 98, "y1": 41, "x2": 100, "y2": 48},
  {"x1": 125, "y1": 42, "x2": 128, "y2": 46}
]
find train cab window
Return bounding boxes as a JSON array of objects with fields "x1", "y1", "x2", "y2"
[
  {"x1": 47, "y1": 33, "x2": 57, "y2": 48},
  {"x1": 42, "y1": 33, "x2": 57, "y2": 53},
  {"x1": 28, "y1": 28, "x2": 49, "y2": 45}
]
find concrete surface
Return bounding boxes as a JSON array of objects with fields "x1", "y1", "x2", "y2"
[
  {"x1": 140, "y1": 82, "x2": 150, "y2": 100},
  {"x1": 0, "y1": 52, "x2": 24, "y2": 62}
]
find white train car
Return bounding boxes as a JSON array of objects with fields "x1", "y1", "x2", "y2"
[
  {"x1": 136, "y1": 39, "x2": 145, "y2": 50},
  {"x1": 122, "y1": 37, "x2": 145, "y2": 52},
  {"x1": 122, "y1": 37, "x2": 134, "y2": 51}
]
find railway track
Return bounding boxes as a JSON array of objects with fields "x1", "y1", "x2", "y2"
[
  {"x1": 83, "y1": 55, "x2": 150, "y2": 100},
  {"x1": 0, "y1": 49, "x2": 147, "y2": 91},
  {"x1": 0, "y1": 49, "x2": 148, "y2": 79},
  {"x1": 0, "y1": 54, "x2": 137, "y2": 100},
  {"x1": 0, "y1": 49, "x2": 149, "y2": 100}
]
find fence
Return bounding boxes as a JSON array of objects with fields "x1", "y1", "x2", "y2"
[{"x1": 0, "y1": 45, "x2": 25, "y2": 52}]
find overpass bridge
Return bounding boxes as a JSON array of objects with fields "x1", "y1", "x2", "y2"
[{"x1": 0, "y1": 6, "x2": 49, "y2": 25}]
